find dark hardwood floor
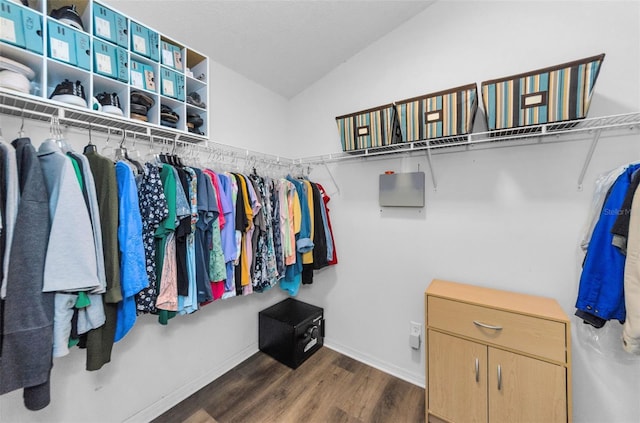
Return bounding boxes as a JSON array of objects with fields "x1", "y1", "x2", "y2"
[{"x1": 152, "y1": 347, "x2": 425, "y2": 423}]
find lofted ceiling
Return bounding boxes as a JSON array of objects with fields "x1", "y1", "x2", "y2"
[{"x1": 111, "y1": 0, "x2": 434, "y2": 98}]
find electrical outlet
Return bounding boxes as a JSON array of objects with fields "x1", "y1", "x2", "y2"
[
  {"x1": 410, "y1": 321, "x2": 422, "y2": 336},
  {"x1": 410, "y1": 321, "x2": 422, "y2": 349}
]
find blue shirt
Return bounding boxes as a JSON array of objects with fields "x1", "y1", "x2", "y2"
[
  {"x1": 576, "y1": 163, "x2": 640, "y2": 322},
  {"x1": 114, "y1": 161, "x2": 149, "y2": 342}
]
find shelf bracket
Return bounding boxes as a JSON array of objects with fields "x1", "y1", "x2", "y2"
[
  {"x1": 425, "y1": 143, "x2": 438, "y2": 191},
  {"x1": 577, "y1": 128, "x2": 603, "y2": 191},
  {"x1": 322, "y1": 161, "x2": 340, "y2": 195}
]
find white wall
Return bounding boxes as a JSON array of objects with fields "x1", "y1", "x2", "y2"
[
  {"x1": 289, "y1": 2, "x2": 640, "y2": 423},
  {"x1": 0, "y1": 62, "x2": 291, "y2": 422}
]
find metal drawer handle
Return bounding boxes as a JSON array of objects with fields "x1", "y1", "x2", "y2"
[
  {"x1": 497, "y1": 364, "x2": 502, "y2": 391},
  {"x1": 475, "y1": 358, "x2": 480, "y2": 383},
  {"x1": 473, "y1": 320, "x2": 503, "y2": 331}
]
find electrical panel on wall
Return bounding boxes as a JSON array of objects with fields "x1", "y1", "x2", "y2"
[{"x1": 379, "y1": 171, "x2": 425, "y2": 207}]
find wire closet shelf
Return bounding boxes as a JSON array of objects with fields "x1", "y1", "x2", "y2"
[
  {"x1": 2, "y1": 89, "x2": 639, "y2": 171},
  {"x1": 295, "y1": 111, "x2": 640, "y2": 165},
  {"x1": 0, "y1": 89, "x2": 297, "y2": 170}
]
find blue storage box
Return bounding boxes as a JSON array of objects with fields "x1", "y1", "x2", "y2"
[
  {"x1": 21, "y1": 5, "x2": 42, "y2": 54},
  {"x1": 75, "y1": 30, "x2": 90, "y2": 70},
  {"x1": 175, "y1": 72, "x2": 185, "y2": 101},
  {"x1": 47, "y1": 19, "x2": 77, "y2": 66},
  {"x1": 93, "y1": 39, "x2": 118, "y2": 79},
  {"x1": 160, "y1": 68, "x2": 184, "y2": 100},
  {"x1": 130, "y1": 59, "x2": 155, "y2": 91},
  {"x1": 93, "y1": 3, "x2": 127, "y2": 48},
  {"x1": 1, "y1": 0, "x2": 25, "y2": 47},
  {"x1": 161, "y1": 40, "x2": 182, "y2": 71},
  {"x1": 1, "y1": 0, "x2": 43, "y2": 54},
  {"x1": 115, "y1": 44, "x2": 128, "y2": 82},
  {"x1": 160, "y1": 67, "x2": 177, "y2": 98},
  {"x1": 131, "y1": 21, "x2": 158, "y2": 61}
]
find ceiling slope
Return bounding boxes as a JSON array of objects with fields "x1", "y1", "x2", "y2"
[{"x1": 112, "y1": 0, "x2": 434, "y2": 98}]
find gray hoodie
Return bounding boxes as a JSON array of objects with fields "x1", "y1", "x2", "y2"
[{"x1": 0, "y1": 138, "x2": 54, "y2": 410}]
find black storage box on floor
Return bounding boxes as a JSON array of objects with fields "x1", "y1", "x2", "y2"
[{"x1": 259, "y1": 298, "x2": 324, "y2": 369}]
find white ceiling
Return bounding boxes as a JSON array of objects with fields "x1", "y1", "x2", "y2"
[{"x1": 111, "y1": 1, "x2": 434, "y2": 98}]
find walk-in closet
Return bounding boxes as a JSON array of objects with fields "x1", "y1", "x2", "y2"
[{"x1": 1, "y1": 1, "x2": 639, "y2": 422}]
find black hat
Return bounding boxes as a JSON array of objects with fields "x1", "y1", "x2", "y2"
[
  {"x1": 187, "y1": 112, "x2": 203, "y2": 129},
  {"x1": 50, "y1": 4, "x2": 85, "y2": 31},
  {"x1": 95, "y1": 92, "x2": 123, "y2": 116},
  {"x1": 130, "y1": 102, "x2": 149, "y2": 117},
  {"x1": 186, "y1": 92, "x2": 206, "y2": 109},
  {"x1": 49, "y1": 79, "x2": 87, "y2": 108},
  {"x1": 160, "y1": 104, "x2": 179, "y2": 124},
  {"x1": 131, "y1": 90, "x2": 155, "y2": 110}
]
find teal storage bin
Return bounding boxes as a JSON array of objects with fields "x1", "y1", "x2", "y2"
[
  {"x1": 1, "y1": 0, "x2": 26, "y2": 48},
  {"x1": 116, "y1": 45, "x2": 128, "y2": 82},
  {"x1": 130, "y1": 59, "x2": 156, "y2": 91},
  {"x1": 21, "y1": 6, "x2": 43, "y2": 54},
  {"x1": 47, "y1": 19, "x2": 78, "y2": 66},
  {"x1": 161, "y1": 40, "x2": 182, "y2": 71},
  {"x1": 93, "y1": 39, "x2": 118, "y2": 79},
  {"x1": 1, "y1": 1, "x2": 43, "y2": 54},
  {"x1": 74, "y1": 30, "x2": 90, "y2": 70},
  {"x1": 160, "y1": 67, "x2": 177, "y2": 99},
  {"x1": 93, "y1": 3, "x2": 127, "y2": 48},
  {"x1": 175, "y1": 72, "x2": 185, "y2": 101},
  {"x1": 131, "y1": 21, "x2": 158, "y2": 61}
]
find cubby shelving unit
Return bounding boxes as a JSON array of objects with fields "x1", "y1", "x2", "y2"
[{"x1": 0, "y1": 0, "x2": 209, "y2": 139}]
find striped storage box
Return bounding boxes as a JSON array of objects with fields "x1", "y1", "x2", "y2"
[
  {"x1": 335, "y1": 104, "x2": 402, "y2": 152},
  {"x1": 395, "y1": 83, "x2": 478, "y2": 142},
  {"x1": 481, "y1": 54, "x2": 605, "y2": 131}
]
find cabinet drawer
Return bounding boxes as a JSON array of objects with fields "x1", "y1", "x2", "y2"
[{"x1": 428, "y1": 297, "x2": 566, "y2": 362}]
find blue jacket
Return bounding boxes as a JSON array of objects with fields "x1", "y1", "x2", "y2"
[{"x1": 576, "y1": 164, "x2": 640, "y2": 322}]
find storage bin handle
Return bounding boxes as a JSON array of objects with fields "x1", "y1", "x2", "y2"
[
  {"x1": 424, "y1": 110, "x2": 443, "y2": 123},
  {"x1": 521, "y1": 91, "x2": 548, "y2": 109},
  {"x1": 356, "y1": 125, "x2": 369, "y2": 137}
]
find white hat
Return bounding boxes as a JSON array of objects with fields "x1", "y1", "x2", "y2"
[
  {"x1": 0, "y1": 56, "x2": 36, "y2": 80},
  {"x1": 0, "y1": 70, "x2": 30, "y2": 94}
]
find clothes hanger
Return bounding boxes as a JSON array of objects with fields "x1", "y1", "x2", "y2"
[
  {"x1": 159, "y1": 137, "x2": 168, "y2": 164},
  {"x1": 170, "y1": 137, "x2": 182, "y2": 167},
  {"x1": 83, "y1": 124, "x2": 97, "y2": 153},
  {"x1": 17, "y1": 109, "x2": 25, "y2": 138},
  {"x1": 101, "y1": 128, "x2": 114, "y2": 157},
  {"x1": 114, "y1": 130, "x2": 126, "y2": 161},
  {"x1": 53, "y1": 117, "x2": 73, "y2": 152},
  {"x1": 123, "y1": 133, "x2": 145, "y2": 174},
  {"x1": 145, "y1": 136, "x2": 159, "y2": 165}
]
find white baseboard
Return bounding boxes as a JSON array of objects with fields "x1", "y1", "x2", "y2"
[
  {"x1": 324, "y1": 338, "x2": 426, "y2": 388},
  {"x1": 123, "y1": 342, "x2": 259, "y2": 423}
]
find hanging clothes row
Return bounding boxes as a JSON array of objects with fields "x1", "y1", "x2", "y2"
[
  {"x1": 0, "y1": 129, "x2": 337, "y2": 411},
  {"x1": 576, "y1": 161, "x2": 640, "y2": 355}
]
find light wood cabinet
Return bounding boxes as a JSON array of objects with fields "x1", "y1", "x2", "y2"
[{"x1": 425, "y1": 279, "x2": 572, "y2": 423}]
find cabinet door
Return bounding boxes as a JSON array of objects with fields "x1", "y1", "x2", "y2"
[
  {"x1": 428, "y1": 330, "x2": 488, "y2": 423},
  {"x1": 488, "y1": 348, "x2": 567, "y2": 423}
]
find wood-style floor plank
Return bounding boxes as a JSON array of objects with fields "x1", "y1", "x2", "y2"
[{"x1": 153, "y1": 347, "x2": 425, "y2": 423}]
